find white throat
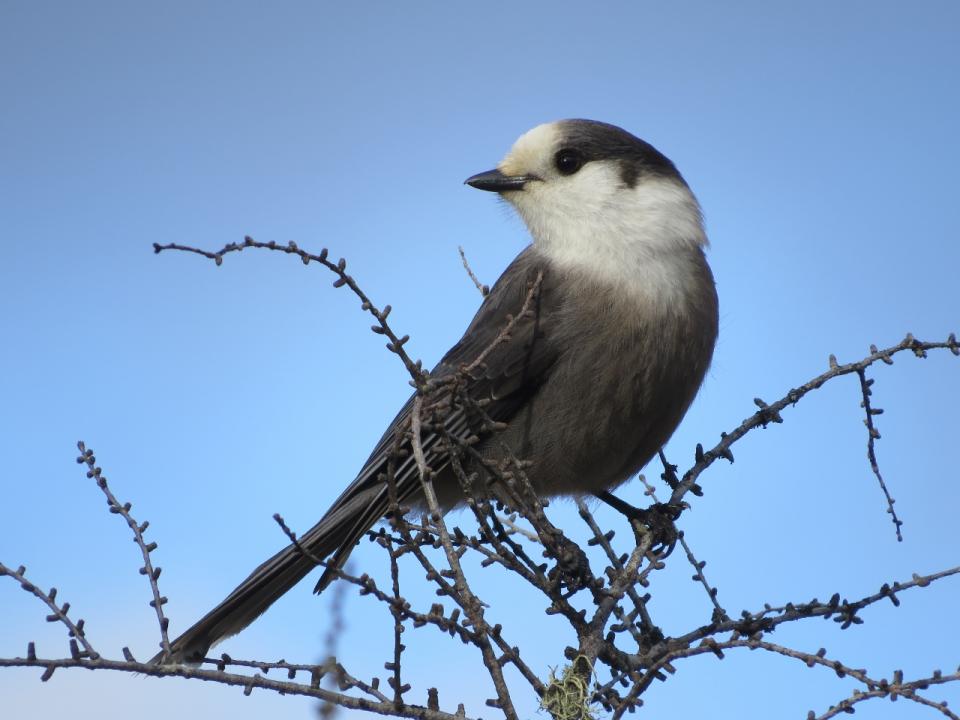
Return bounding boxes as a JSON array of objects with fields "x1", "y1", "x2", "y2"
[{"x1": 508, "y1": 167, "x2": 707, "y2": 308}]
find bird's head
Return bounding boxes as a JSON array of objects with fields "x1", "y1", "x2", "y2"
[{"x1": 466, "y1": 120, "x2": 706, "y2": 291}]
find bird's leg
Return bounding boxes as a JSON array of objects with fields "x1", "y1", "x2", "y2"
[{"x1": 592, "y1": 491, "x2": 682, "y2": 556}]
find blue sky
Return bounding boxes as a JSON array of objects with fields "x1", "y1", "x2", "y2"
[{"x1": 2, "y1": 2, "x2": 958, "y2": 718}]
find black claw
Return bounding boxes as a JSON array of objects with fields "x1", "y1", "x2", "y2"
[{"x1": 594, "y1": 491, "x2": 682, "y2": 555}]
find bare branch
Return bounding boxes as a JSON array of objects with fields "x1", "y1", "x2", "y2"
[
  {"x1": 458, "y1": 245, "x2": 489, "y2": 297},
  {"x1": 75, "y1": 441, "x2": 171, "y2": 656},
  {"x1": 0, "y1": 562, "x2": 98, "y2": 665},
  {"x1": 856, "y1": 367, "x2": 903, "y2": 540},
  {"x1": 154, "y1": 238, "x2": 427, "y2": 388},
  {"x1": 670, "y1": 333, "x2": 960, "y2": 505},
  {"x1": 4, "y1": 240, "x2": 957, "y2": 720}
]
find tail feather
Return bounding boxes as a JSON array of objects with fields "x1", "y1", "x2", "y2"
[
  {"x1": 151, "y1": 487, "x2": 381, "y2": 664},
  {"x1": 152, "y1": 419, "x2": 446, "y2": 664}
]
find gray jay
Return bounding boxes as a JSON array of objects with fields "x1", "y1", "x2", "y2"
[{"x1": 154, "y1": 119, "x2": 718, "y2": 664}]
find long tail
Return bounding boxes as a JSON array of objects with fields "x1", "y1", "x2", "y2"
[
  {"x1": 151, "y1": 389, "x2": 451, "y2": 664},
  {"x1": 151, "y1": 485, "x2": 382, "y2": 664}
]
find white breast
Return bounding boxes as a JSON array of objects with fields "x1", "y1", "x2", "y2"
[{"x1": 509, "y1": 165, "x2": 707, "y2": 311}]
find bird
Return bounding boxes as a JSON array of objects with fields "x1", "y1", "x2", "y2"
[{"x1": 152, "y1": 119, "x2": 718, "y2": 664}]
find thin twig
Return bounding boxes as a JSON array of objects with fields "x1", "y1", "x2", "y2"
[
  {"x1": 0, "y1": 562, "x2": 98, "y2": 662},
  {"x1": 670, "y1": 333, "x2": 960, "y2": 505},
  {"x1": 856, "y1": 367, "x2": 903, "y2": 540},
  {"x1": 76, "y1": 441, "x2": 170, "y2": 655},
  {"x1": 458, "y1": 246, "x2": 489, "y2": 297},
  {"x1": 0, "y1": 655, "x2": 470, "y2": 719},
  {"x1": 641, "y1": 470, "x2": 728, "y2": 622},
  {"x1": 154, "y1": 238, "x2": 427, "y2": 388},
  {"x1": 410, "y1": 395, "x2": 520, "y2": 720}
]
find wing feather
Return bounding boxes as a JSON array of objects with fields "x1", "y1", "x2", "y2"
[{"x1": 314, "y1": 245, "x2": 559, "y2": 587}]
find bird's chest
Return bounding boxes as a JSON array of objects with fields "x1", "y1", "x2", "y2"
[{"x1": 554, "y1": 289, "x2": 687, "y2": 395}]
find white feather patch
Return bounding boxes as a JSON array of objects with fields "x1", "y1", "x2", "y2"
[{"x1": 495, "y1": 121, "x2": 708, "y2": 310}]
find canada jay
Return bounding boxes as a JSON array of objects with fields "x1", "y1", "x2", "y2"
[{"x1": 154, "y1": 119, "x2": 718, "y2": 664}]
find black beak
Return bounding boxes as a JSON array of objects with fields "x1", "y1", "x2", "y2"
[{"x1": 464, "y1": 168, "x2": 538, "y2": 193}]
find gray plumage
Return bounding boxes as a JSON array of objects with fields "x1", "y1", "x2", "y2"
[{"x1": 153, "y1": 119, "x2": 718, "y2": 664}]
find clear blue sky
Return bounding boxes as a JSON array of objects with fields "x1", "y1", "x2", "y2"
[{"x1": 2, "y1": 2, "x2": 958, "y2": 718}]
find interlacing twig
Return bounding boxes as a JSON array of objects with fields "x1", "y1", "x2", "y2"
[
  {"x1": 1, "y1": 240, "x2": 956, "y2": 720},
  {"x1": 670, "y1": 333, "x2": 959, "y2": 512}
]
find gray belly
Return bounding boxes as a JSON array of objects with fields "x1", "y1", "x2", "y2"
[{"x1": 477, "y1": 313, "x2": 708, "y2": 497}]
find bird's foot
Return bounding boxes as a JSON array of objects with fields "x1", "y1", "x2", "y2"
[
  {"x1": 594, "y1": 491, "x2": 682, "y2": 556},
  {"x1": 628, "y1": 503, "x2": 682, "y2": 557}
]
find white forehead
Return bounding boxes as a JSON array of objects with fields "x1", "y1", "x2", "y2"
[{"x1": 498, "y1": 122, "x2": 562, "y2": 176}]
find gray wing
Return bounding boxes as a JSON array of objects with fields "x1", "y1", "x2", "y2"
[
  {"x1": 314, "y1": 244, "x2": 559, "y2": 588},
  {"x1": 155, "y1": 246, "x2": 560, "y2": 663}
]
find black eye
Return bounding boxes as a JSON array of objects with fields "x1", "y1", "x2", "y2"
[{"x1": 554, "y1": 148, "x2": 584, "y2": 176}]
